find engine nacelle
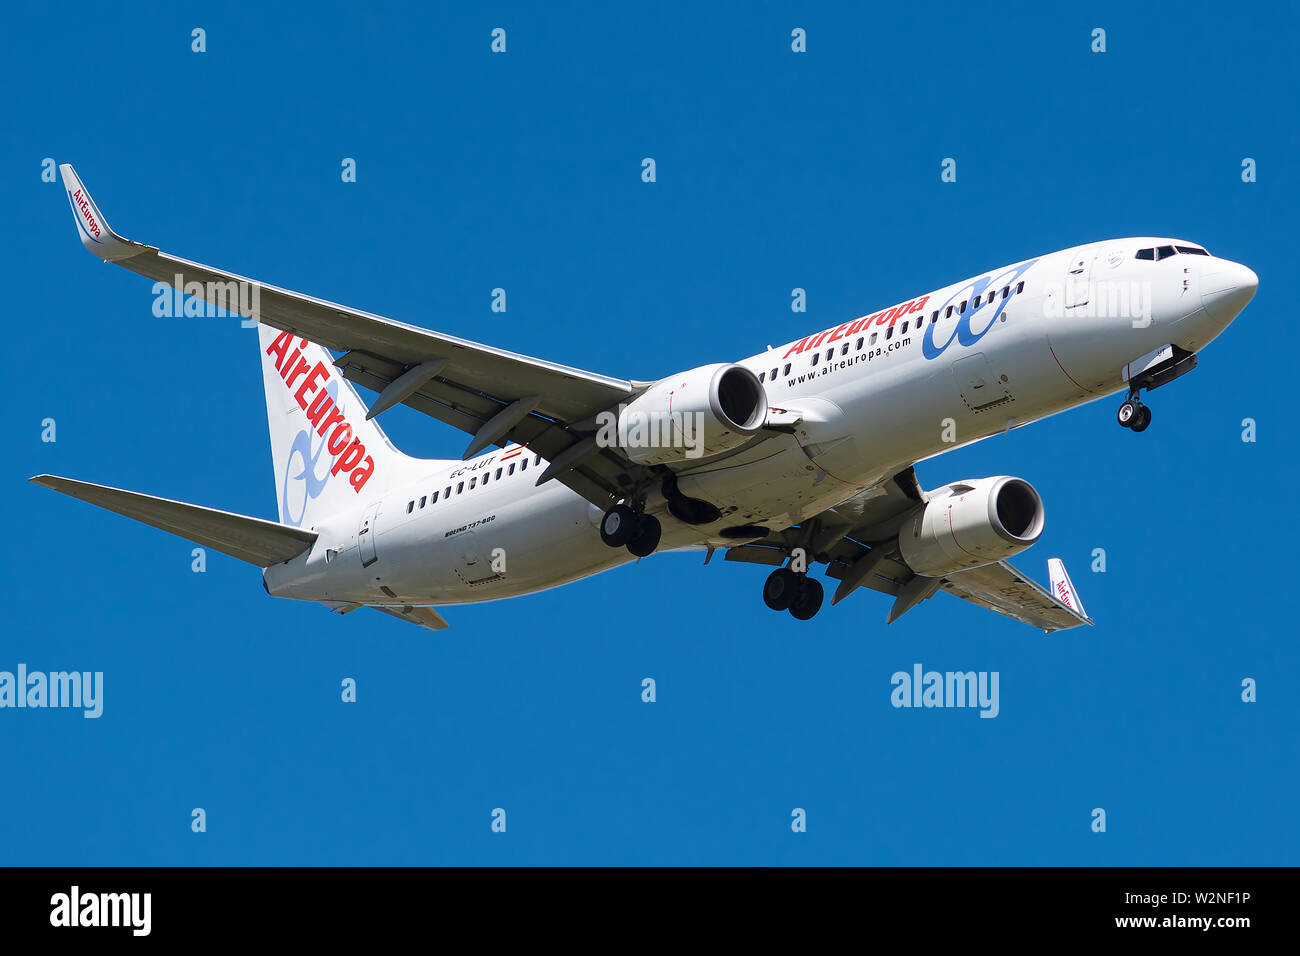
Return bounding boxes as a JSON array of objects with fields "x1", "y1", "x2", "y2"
[
  {"x1": 898, "y1": 476, "x2": 1045, "y2": 576},
  {"x1": 614, "y1": 363, "x2": 766, "y2": 465}
]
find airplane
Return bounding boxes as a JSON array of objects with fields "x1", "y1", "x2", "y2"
[{"x1": 35, "y1": 165, "x2": 1258, "y2": 633}]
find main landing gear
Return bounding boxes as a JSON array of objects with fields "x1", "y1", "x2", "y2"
[
  {"x1": 1117, "y1": 395, "x2": 1152, "y2": 432},
  {"x1": 600, "y1": 504, "x2": 662, "y2": 557},
  {"x1": 762, "y1": 567, "x2": 824, "y2": 621}
]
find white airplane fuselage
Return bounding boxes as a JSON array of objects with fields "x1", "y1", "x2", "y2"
[{"x1": 263, "y1": 237, "x2": 1257, "y2": 608}]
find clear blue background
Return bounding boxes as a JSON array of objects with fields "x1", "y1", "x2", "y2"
[{"x1": 1, "y1": 1, "x2": 1295, "y2": 865}]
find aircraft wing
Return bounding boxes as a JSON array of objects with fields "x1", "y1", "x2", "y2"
[
  {"x1": 724, "y1": 467, "x2": 925, "y2": 580},
  {"x1": 59, "y1": 165, "x2": 640, "y2": 509},
  {"x1": 31, "y1": 475, "x2": 317, "y2": 567},
  {"x1": 726, "y1": 467, "x2": 1091, "y2": 633},
  {"x1": 937, "y1": 560, "x2": 1091, "y2": 633}
]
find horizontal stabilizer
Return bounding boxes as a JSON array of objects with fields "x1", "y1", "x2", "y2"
[{"x1": 31, "y1": 475, "x2": 316, "y2": 567}]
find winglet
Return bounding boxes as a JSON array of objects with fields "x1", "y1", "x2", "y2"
[
  {"x1": 59, "y1": 164, "x2": 143, "y2": 261},
  {"x1": 1047, "y1": 558, "x2": 1090, "y2": 622}
]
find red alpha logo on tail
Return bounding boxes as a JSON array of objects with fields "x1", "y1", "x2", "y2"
[{"x1": 265, "y1": 331, "x2": 376, "y2": 492}]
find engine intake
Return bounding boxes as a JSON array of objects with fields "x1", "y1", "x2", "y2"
[
  {"x1": 613, "y1": 363, "x2": 766, "y2": 465},
  {"x1": 898, "y1": 476, "x2": 1045, "y2": 577}
]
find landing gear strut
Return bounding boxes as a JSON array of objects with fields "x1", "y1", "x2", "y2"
[
  {"x1": 1116, "y1": 345, "x2": 1197, "y2": 433},
  {"x1": 600, "y1": 504, "x2": 662, "y2": 557},
  {"x1": 762, "y1": 567, "x2": 824, "y2": 620},
  {"x1": 1117, "y1": 394, "x2": 1152, "y2": 432}
]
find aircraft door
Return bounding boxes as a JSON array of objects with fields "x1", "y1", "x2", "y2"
[
  {"x1": 358, "y1": 502, "x2": 380, "y2": 568},
  {"x1": 1064, "y1": 255, "x2": 1093, "y2": 309}
]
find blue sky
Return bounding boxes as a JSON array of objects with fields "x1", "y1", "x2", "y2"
[{"x1": 1, "y1": 0, "x2": 1296, "y2": 864}]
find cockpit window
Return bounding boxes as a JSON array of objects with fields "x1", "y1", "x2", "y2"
[{"x1": 1137, "y1": 244, "x2": 1209, "y2": 260}]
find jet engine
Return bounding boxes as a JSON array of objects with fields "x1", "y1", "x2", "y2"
[
  {"x1": 898, "y1": 476, "x2": 1045, "y2": 576},
  {"x1": 614, "y1": 363, "x2": 767, "y2": 465}
]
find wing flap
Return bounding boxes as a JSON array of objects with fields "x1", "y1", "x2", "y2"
[
  {"x1": 31, "y1": 475, "x2": 316, "y2": 567},
  {"x1": 369, "y1": 604, "x2": 450, "y2": 631}
]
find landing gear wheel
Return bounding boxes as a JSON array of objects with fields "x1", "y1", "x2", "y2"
[
  {"x1": 599, "y1": 504, "x2": 636, "y2": 547},
  {"x1": 763, "y1": 568, "x2": 799, "y2": 611},
  {"x1": 789, "y1": 578, "x2": 824, "y2": 621},
  {"x1": 1130, "y1": 404, "x2": 1152, "y2": 432},
  {"x1": 626, "y1": 515, "x2": 662, "y2": 557},
  {"x1": 1117, "y1": 400, "x2": 1142, "y2": 428}
]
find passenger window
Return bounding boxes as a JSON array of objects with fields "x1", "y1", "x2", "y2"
[
  {"x1": 419, "y1": 495, "x2": 427, "y2": 508},
  {"x1": 432, "y1": 491, "x2": 439, "y2": 503},
  {"x1": 407, "y1": 501, "x2": 414, "y2": 514},
  {"x1": 495, "y1": 468, "x2": 502, "y2": 479},
  {"x1": 534, "y1": 455, "x2": 541, "y2": 465},
  {"x1": 520, "y1": 459, "x2": 527, "y2": 471},
  {"x1": 1136, "y1": 248, "x2": 1155, "y2": 260},
  {"x1": 973, "y1": 295, "x2": 981, "y2": 308},
  {"x1": 770, "y1": 367, "x2": 778, "y2": 378},
  {"x1": 841, "y1": 343, "x2": 849, "y2": 355},
  {"x1": 870, "y1": 332, "x2": 878, "y2": 345},
  {"x1": 1016, "y1": 281, "x2": 1024, "y2": 293},
  {"x1": 783, "y1": 363, "x2": 791, "y2": 375},
  {"x1": 759, "y1": 371, "x2": 765, "y2": 382},
  {"x1": 959, "y1": 300, "x2": 967, "y2": 313},
  {"x1": 855, "y1": 337, "x2": 864, "y2": 350},
  {"x1": 482, "y1": 473, "x2": 489, "y2": 485},
  {"x1": 457, "y1": 481, "x2": 464, "y2": 493},
  {"x1": 945, "y1": 305, "x2": 954, "y2": 318},
  {"x1": 901, "y1": 321, "x2": 909, "y2": 333},
  {"x1": 811, "y1": 352, "x2": 820, "y2": 366},
  {"x1": 444, "y1": 486, "x2": 451, "y2": 497},
  {"x1": 508, "y1": 464, "x2": 515, "y2": 476},
  {"x1": 1002, "y1": 286, "x2": 1009, "y2": 299},
  {"x1": 931, "y1": 310, "x2": 938, "y2": 321},
  {"x1": 470, "y1": 477, "x2": 477, "y2": 489},
  {"x1": 1156, "y1": 245, "x2": 1176, "y2": 260},
  {"x1": 886, "y1": 325, "x2": 894, "y2": 340}
]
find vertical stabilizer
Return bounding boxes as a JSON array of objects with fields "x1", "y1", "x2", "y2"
[{"x1": 258, "y1": 325, "x2": 418, "y2": 527}]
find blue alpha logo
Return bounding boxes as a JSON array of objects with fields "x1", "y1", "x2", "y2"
[
  {"x1": 281, "y1": 380, "x2": 341, "y2": 526},
  {"x1": 922, "y1": 258, "x2": 1038, "y2": 360}
]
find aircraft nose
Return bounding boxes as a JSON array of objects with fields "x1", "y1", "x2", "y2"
[{"x1": 1200, "y1": 259, "x2": 1258, "y2": 324}]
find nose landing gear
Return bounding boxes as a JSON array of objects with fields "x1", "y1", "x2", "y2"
[
  {"x1": 762, "y1": 567, "x2": 825, "y2": 620},
  {"x1": 1117, "y1": 394, "x2": 1152, "y2": 432},
  {"x1": 1115, "y1": 345, "x2": 1200, "y2": 433}
]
